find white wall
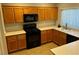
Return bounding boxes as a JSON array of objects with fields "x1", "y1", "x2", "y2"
[
  {"x1": 58, "y1": 3, "x2": 79, "y2": 9},
  {"x1": 0, "y1": 4, "x2": 8, "y2": 55},
  {"x1": 2, "y1": 3, "x2": 57, "y2": 7}
]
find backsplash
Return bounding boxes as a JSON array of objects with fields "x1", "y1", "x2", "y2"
[
  {"x1": 37, "y1": 20, "x2": 56, "y2": 28},
  {"x1": 5, "y1": 20, "x2": 56, "y2": 32},
  {"x1": 5, "y1": 23, "x2": 23, "y2": 32}
]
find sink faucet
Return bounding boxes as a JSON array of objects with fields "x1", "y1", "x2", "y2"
[{"x1": 65, "y1": 23, "x2": 67, "y2": 29}]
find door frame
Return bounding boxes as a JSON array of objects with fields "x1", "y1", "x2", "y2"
[{"x1": 0, "y1": 3, "x2": 8, "y2": 55}]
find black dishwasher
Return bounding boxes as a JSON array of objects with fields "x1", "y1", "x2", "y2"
[{"x1": 67, "y1": 34, "x2": 78, "y2": 43}]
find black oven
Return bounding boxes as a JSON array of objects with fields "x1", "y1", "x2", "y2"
[
  {"x1": 23, "y1": 14, "x2": 41, "y2": 49},
  {"x1": 23, "y1": 24, "x2": 41, "y2": 49},
  {"x1": 26, "y1": 28, "x2": 41, "y2": 49}
]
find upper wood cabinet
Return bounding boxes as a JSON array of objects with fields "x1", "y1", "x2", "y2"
[
  {"x1": 38, "y1": 7, "x2": 45, "y2": 21},
  {"x1": 2, "y1": 7, "x2": 15, "y2": 24},
  {"x1": 14, "y1": 7, "x2": 24, "y2": 23},
  {"x1": 2, "y1": 6, "x2": 24, "y2": 23},
  {"x1": 44, "y1": 7, "x2": 58, "y2": 20},
  {"x1": 38, "y1": 7, "x2": 58, "y2": 21},
  {"x1": 23, "y1": 7, "x2": 38, "y2": 14},
  {"x1": 2, "y1": 6, "x2": 58, "y2": 24}
]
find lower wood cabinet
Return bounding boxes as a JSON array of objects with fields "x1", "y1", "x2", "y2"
[
  {"x1": 47, "y1": 29, "x2": 53, "y2": 42},
  {"x1": 41, "y1": 29, "x2": 53, "y2": 44},
  {"x1": 6, "y1": 35, "x2": 18, "y2": 53},
  {"x1": 52, "y1": 29, "x2": 67, "y2": 45},
  {"x1": 18, "y1": 34, "x2": 26, "y2": 50},
  {"x1": 6, "y1": 34, "x2": 26, "y2": 53},
  {"x1": 6, "y1": 29, "x2": 67, "y2": 53},
  {"x1": 41, "y1": 30, "x2": 48, "y2": 44}
]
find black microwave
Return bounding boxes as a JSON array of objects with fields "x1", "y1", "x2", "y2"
[{"x1": 23, "y1": 14, "x2": 38, "y2": 22}]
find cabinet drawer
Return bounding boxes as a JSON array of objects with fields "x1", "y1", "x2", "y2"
[
  {"x1": 6, "y1": 35, "x2": 17, "y2": 42},
  {"x1": 18, "y1": 34, "x2": 26, "y2": 39}
]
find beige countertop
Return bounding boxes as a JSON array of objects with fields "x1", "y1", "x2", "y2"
[
  {"x1": 37, "y1": 26, "x2": 54, "y2": 31},
  {"x1": 5, "y1": 26, "x2": 55, "y2": 36},
  {"x1": 54, "y1": 27, "x2": 79, "y2": 38},
  {"x1": 38, "y1": 26, "x2": 79, "y2": 38},
  {"x1": 5, "y1": 30, "x2": 26, "y2": 36},
  {"x1": 5, "y1": 26, "x2": 79, "y2": 38},
  {"x1": 50, "y1": 40, "x2": 79, "y2": 55}
]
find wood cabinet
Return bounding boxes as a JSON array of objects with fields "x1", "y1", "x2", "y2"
[
  {"x1": 38, "y1": 7, "x2": 45, "y2": 21},
  {"x1": 6, "y1": 34, "x2": 26, "y2": 53},
  {"x1": 2, "y1": 7, "x2": 15, "y2": 24},
  {"x1": 41, "y1": 29, "x2": 53, "y2": 44},
  {"x1": 52, "y1": 7, "x2": 58, "y2": 20},
  {"x1": 41, "y1": 30, "x2": 48, "y2": 44},
  {"x1": 46, "y1": 29, "x2": 53, "y2": 42},
  {"x1": 2, "y1": 7, "x2": 24, "y2": 23},
  {"x1": 2, "y1": 6, "x2": 58, "y2": 24},
  {"x1": 23, "y1": 7, "x2": 38, "y2": 14},
  {"x1": 44, "y1": 7, "x2": 58, "y2": 20},
  {"x1": 52, "y1": 29, "x2": 67, "y2": 45},
  {"x1": 6, "y1": 35, "x2": 18, "y2": 53},
  {"x1": 14, "y1": 7, "x2": 23, "y2": 23},
  {"x1": 18, "y1": 34, "x2": 26, "y2": 49},
  {"x1": 38, "y1": 7, "x2": 58, "y2": 21}
]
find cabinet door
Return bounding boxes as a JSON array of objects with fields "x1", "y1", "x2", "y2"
[
  {"x1": 41, "y1": 30, "x2": 53, "y2": 44},
  {"x1": 23, "y1": 7, "x2": 38, "y2": 14},
  {"x1": 53, "y1": 30, "x2": 60, "y2": 45},
  {"x1": 18, "y1": 34, "x2": 26, "y2": 49},
  {"x1": 58, "y1": 31, "x2": 67, "y2": 45},
  {"x1": 6, "y1": 36, "x2": 18, "y2": 53},
  {"x1": 38, "y1": 7, "x2": 45, "y2": 21},
  {"x1": 41, "y1": 30, "x2": 48, "y2": 44},
  {"x1": 44, "y1": 7, "x2": 51, "y2": 20},
  {"x1": 47, "y1": 29, "x2": 53, "y2": 42},
  {"x1": 52, "y1": 29, "x2": 56, "y2": 42},
  {"x1": 52, "y1": 7, "x2": 58, "y2": 20},
  {"x1": 2, "y1": 7, "x2": 15, "y2": 24},
  {"x1": 44, "y1": 7, "x2": 58, "y2": 21},
  {"x1": 14, "y1": 7, "x2": 23, "y2": 23},
  {"x1": 52, "y1": 30, "x2": 67, "y2": 45}
]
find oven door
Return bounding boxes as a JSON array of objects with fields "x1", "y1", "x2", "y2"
[{"x1": 26, "y1": 32, "x2": 41, "y2": 49}]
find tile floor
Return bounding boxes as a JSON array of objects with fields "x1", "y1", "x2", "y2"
[{"x1": 10, "y1": 42, "x2": 58, "y2": 55}]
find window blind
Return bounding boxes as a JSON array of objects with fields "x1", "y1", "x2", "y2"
[{"x1": 60, "y1": 9, "x2": 79, "y2": 29}]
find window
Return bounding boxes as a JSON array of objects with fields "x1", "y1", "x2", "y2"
[{"x1": 60, "y1": 9, "x2": 79, "y2": 29}]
